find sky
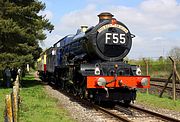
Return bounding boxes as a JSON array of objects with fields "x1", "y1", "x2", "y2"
[{"x1": 39, "y1": 0, "x2": 180, "y2": 59}]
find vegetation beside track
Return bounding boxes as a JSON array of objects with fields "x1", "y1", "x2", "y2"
[
  {"x1": 0, "y1": 84, "x2": 11, "y2": 121},
  {"x1": 136, "y1": 92, "x2": 180, "y2": 112},
  {"x1": 129, "y1": 58, "x2": 180, "y2": 78},
  {"x1": 19, "y1": 73, "x2": 75, "y2": 122}
]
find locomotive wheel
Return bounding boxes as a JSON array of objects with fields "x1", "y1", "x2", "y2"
[
  {"x1": 79, "y1": 87, "x2": 87, "y2": 99},
  {"x1": 60, "y1": 81, "x2": 65, "y2": 90},
  {"x1": 73, "y1": 90, "x2": 78, "y2": 96},
  {"x1": 64, "y1": 81, "x2": 69, "y2": 92},
  {"x1": 123, "y1": 100, "x2": 131, "y2": 107},
  {"x1": 65, "y1": 85, "x2": 71, "y2": 93},
  {"x1": 100, "y1": 101, "x2": 116, "y2": 108},
  {"x1": 54, "y1": 77, "x2": 58, "y2": 88},
  {"x1": 79, "y1": 88, "x2": 84, "y2": 99},
  {"x1": 47, "y1": 76, "x2": 51, "y2": 85},
  {"x1": 73, "y1": 87, "x2": 78, "y2": 96}
]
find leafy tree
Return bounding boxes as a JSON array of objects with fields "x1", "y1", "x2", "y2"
[
  {"x1": 0, "y1": 0, "x2": 54, "y2": 71},
  {"x1": 168, "y1": 47, "x2": 180, "y2": 61}
]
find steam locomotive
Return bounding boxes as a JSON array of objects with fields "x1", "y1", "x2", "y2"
[{"x1": 37, "y1": 12, "x2": 150, "y2": 105}]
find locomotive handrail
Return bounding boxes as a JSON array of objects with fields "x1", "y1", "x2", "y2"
[
  {"x1": 106, "y1": 74, "x2": 117, "y2": 85},
  {"x1": 131, "y1": 34, "x2": 135, "y2": 38}
]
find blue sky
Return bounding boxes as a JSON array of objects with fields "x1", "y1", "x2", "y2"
[
  {"x1": 40, "y1": 0, "x2": 180, "y2": 59},
  {"x1": 41, "y1": 0, "x2": 144, "y2": 23}
]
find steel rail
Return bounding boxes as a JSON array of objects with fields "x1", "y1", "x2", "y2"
[
  {"x1": 50, "y1": 84, "x2": 132, "y2": 122},
  {"x1": 93, "y1": 104, "x2": 133, "y2": 122},
  {"x1": 129, "y1": 104, "x2": 180, "y2": 122},
  {"x1": 49, "y1": 81, "x2": 180, "y2": 122},
  {"x1": 151, "y1": 78, "x2": 180, "y2": 84},
  {"x1": 150, "y1": 83, "x2": 180, "y2": 92}
]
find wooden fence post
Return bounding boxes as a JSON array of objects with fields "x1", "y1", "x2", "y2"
[
  {"x1": 144, "y1": 59, "x2": 149, "y2": 76},
  {"x1": 4, "y1": 74, "x2": 20, "y2": 122},
  {"x1": 172, "y1": 69, "x2": 176, "y2": 101},
  {"x1": 159, "y1": 73, "x2": 172, "y2": 97},
  {"x1": 143, "y1": 58, "x2": 149, "y2": 94},
  {"x1": 5, "y1": 95, "x2": 13, "y2": 122},
  {"x1": 12, "y1": 86, "x2": 18, "y2": 122},
  {"x1": 160, "y1": 57, "x2": 180, "y2": 100},
  {"x1": 169, "y1": 57, "x2": 176, "y2": 101},
  {"x1": 15, "y1": 75, "x2": 20, "y2": 95}
]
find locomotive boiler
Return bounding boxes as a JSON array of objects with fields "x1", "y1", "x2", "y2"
[
  {"x1": 38, "y1": 12, "x2": 150, "y2": 105},
  {"x1": 59, "y1": 12, "x2": 133, "y2": 62}
]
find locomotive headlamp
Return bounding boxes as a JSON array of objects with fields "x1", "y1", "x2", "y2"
[
  {"x1": 141, "y1": 78, "x2": 148, "y2": 86},
  {"x1": 114, "y1": 64, "x2": 118, "y2": 68},
  {"x1": 97, "y1": 77, "x2": 107, "y2": 86},
  {"x1": 136, "y1": 70, "x2": 141, "y2": 76},
  {"x1": 136, "y1": 65, "x2": 141, "y2": 76},
  {"x1": 95, "y1": 64, "x2": 100, "y2": 75}
]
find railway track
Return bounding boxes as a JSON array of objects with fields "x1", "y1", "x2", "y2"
[
  {"x1": 151, "y1": 78, "x2": 180, "y2": 84},
  {"x1": 150, "y1": 83, "x2": 180, "y2": 92},
  {"x1": 51, "y1": 85, "x2": 131, "y2": 121},
  {"x1": 93, "y1": 105, "x2": 132, "y2": 122},
  {"x1": 47, "y1": 77, "x2": 180, "y2": 121},
  {"x1": 150, "y1": 77, "x2": 180, "y2": 92},
  {"x1": 129, "y1": 104, "x2": 180, "y2": 122},
  {"x1": 86, "y1": 98, "x2": 180, "y2": 122},
  {"x1": 57, "y1": 88, "x2": 131, "y2": 121},
  {"x1": 49, "y1": 83, "x2": 180, "y2": 122},
  {"x1": 95, "y1": 103, "x2": 180, "y2": 122}
]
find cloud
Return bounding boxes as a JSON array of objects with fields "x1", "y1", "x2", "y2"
[
  {"x1": 42, "y1": 0, "x2": 180, "y2": 59},
  {"x1": 129, "y1": 35, "x2": 180, "y2": 59},
  {"x1": 40, "y1": 33, "x2": 62, "y2": 49},
  {"x1": 139, "y1": 0, "x2": 180, "y2": 32},
  {"x1": 152, "y1": 36, "x2": 165, "y2": 41},
  {"x1": 39, "y1": 10, "x2": 53, "y2": 20},
  {"x1": 56, "y1": 4, "x2": 98, "y2": 35},
  {"x1": 110, "y1": 0, "x2": 180, "y2": 34},
  {"x1": 108, "y1": 0, "x2": 180, "y2": 58},
  {"x1": 140, "y1": 0, "x2": 179, "y2": 14}
]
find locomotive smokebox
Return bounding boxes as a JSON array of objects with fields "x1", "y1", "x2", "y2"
[{"x1": 98, "y1": 12, "x2": 114, "y2": 23}]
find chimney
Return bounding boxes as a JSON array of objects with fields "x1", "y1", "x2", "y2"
[{"x1": 98, "y1": 12, "x2": 114, "y2": 23}]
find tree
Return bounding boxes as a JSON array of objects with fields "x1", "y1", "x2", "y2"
[
  {"x1": 169, "y1": 47, "x2": 180, "y2": 61},
  {"x1": 0, "y1": 0, "x2": 54, "y2": 70}
]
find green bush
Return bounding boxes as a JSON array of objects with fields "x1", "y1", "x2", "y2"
[{"x1": 129, "y1": 58, "x2": 180, "y2": 78}]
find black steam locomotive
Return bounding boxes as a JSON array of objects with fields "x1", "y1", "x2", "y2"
[{"x1": 37, "y1": 12, "x2": 150, "y2": 105}]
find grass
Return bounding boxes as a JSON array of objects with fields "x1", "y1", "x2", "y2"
[
  {"x1": 0, "y1": 84, "x2": 12, "y2": 121},
  {"x1": 150, "y1": 71, "x2": 169, "y2": 78},
  {"x1": 136, "y1": 92, "x2": 180, "y2": 112},
  {"x1": 18, "y1": 73, "x2": 75, "y2": 122},
  {"x1": 2, "y1": 72, "x2": 180, "y2": 121}
]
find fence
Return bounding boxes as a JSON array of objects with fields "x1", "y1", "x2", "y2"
[
  {"x1": 4, "y1": 75, "x2": 20, "y2": 122},
  {"x1": 134, "y1": 58, "x2": 180, "y2": 78},
  {"x1": 134, "y1": 57, "x2": 180, "y2": 100}
]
